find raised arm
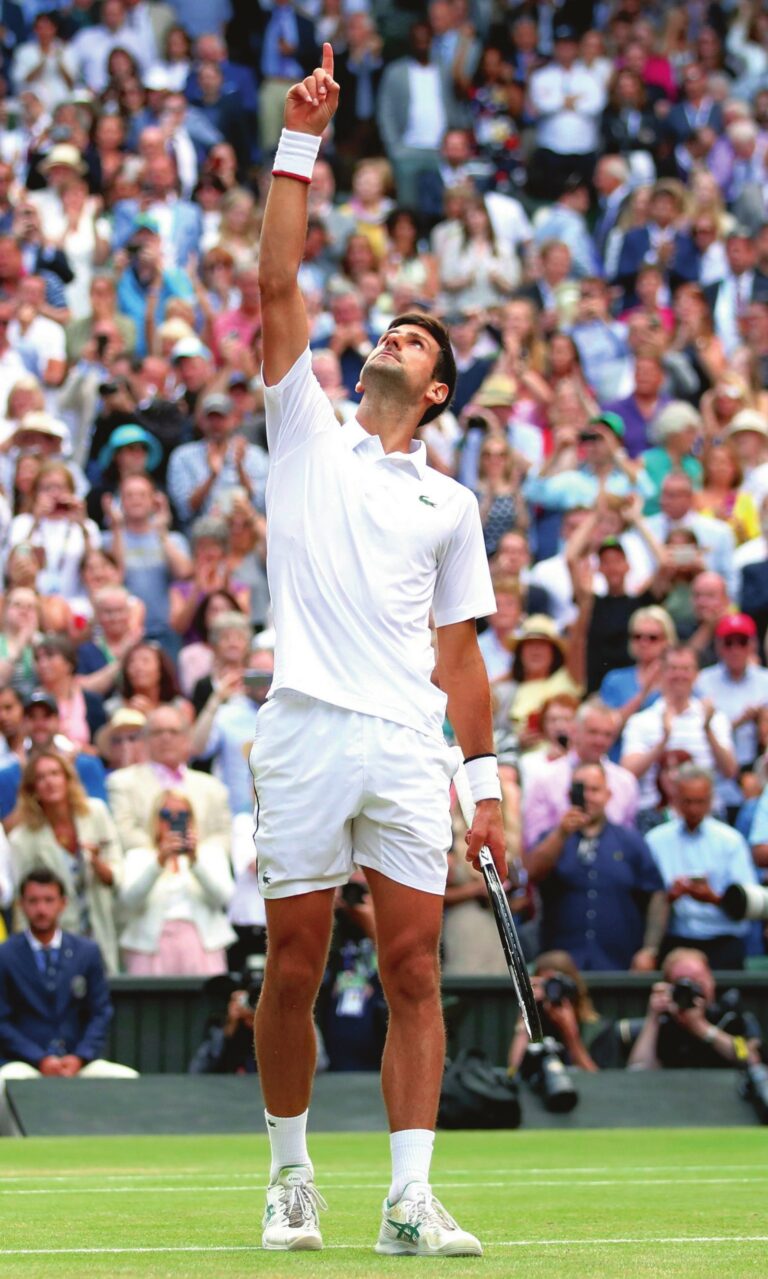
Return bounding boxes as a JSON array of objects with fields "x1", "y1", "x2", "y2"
[{"x1": 259, "y1": 44, "x2": 339, "y2": 387}]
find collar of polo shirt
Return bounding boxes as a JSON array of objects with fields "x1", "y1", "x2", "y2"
[{"x1": 340, "y1": 418, "x2": 427, "y2": 479}]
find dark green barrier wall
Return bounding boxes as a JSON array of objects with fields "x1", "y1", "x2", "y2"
[{"x1": 107, "y1": 974, "x2": 768, "y2": 1073}]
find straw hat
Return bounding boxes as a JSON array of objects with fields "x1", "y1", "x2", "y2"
[
  {"x1": 40, "y1": 144, "x2": 86, "y2": 174},
  {"x1": 507, "y1": 614, "x2": 567, "y2": 656},
  {"x1": 94, "y1": 708, "x2": 147, "y2": 757}
]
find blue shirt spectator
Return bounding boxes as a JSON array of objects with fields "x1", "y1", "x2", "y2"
[
  {"x1": 647, "y1": 787, "x2": 758, "y2": 949},
  {"x1": 167, "y1": 393, "x2": 268, "y2": 530},
  {"x1": 526, "y1": 762, "x2": 665, "y2": 971}
]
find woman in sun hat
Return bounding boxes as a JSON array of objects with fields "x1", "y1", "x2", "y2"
[
  {"x1": 88, "y1": 424, "x2": 164, "y2": 525},
  {"x1": 494, "y1": 614, "x2": 585, "y2": 750}
]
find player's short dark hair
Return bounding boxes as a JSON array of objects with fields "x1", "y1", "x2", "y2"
[
  {"x1": 387, "y1": 312, "x2": 456, "y2": 425},
  {"x1": 20, "y1": 867, "x2": 67, "y2": 897}
]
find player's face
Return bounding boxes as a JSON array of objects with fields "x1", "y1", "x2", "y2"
[{"x1": 359, "y1": 326, "x2": 447, "y2": 416}]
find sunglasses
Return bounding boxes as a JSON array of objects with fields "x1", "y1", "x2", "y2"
[
  {"x1": 722, "y1": 634, "x2": 749, "y2": 647},
  {"x1": 632, "y1": 632, "x2": 664, "y2": 642}
]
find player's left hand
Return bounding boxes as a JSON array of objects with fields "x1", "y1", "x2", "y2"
[{"x1": 465, "y1": 798, "x2": 506, "y2": 878}]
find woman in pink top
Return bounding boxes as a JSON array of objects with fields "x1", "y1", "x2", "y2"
[{"x1": 34, "y1": 633, "x2": 103, "y2": 748}]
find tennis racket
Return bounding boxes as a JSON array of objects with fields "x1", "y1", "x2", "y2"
[{"x1": 452, "y1": 758, "x2": 542, "y2": 1043}]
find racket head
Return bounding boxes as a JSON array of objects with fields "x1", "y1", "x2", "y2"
[{"x1": 479, "y1": 849, "x2": 543, "y2": 1043}]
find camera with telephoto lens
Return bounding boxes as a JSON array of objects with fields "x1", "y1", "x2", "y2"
[
  {"x1": 720, "y1": 883, "x2": 768, "y2": 922},
  {"x1": 520, "y1": 1037, "x2": 579, "y2": 1112},
  {"x1": 671, "y1": 977, "x2": 705, "y2": 1011},
  {"x1": 541, "y1": 973, "x2": 578, "y2": 1007}
]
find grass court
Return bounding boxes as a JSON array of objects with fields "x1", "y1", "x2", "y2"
[{"x1": 1, "y1": 1127, "x2": 766, "y2": 1279}]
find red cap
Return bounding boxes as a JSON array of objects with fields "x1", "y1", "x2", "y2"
[{"x1": 715, "y1": 613, "x2": 756, "y2": 641}]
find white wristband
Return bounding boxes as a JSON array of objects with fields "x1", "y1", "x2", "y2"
[
  {"x1": 464, "y1": 755, "x2": 502, "y2": 804},
  {"x1": 272, "y1": 128, "x2": 322, "y2": 184}
]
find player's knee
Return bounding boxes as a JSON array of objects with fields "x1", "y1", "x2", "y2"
[
  {"x1": 379, "y1": 942, "x2": 440, "y2": 1009},
  {"x1": 262, "y1": 945, "x2": 325, "y2": 1008}
]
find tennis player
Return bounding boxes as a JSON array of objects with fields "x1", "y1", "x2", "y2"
[{"x1": 252, "y1": 44, "x2": 506, "y2": 1256}]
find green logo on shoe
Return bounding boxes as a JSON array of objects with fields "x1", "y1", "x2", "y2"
[{"x1": 388, "y1": 1220, "x2": 420, "y2": 1243}]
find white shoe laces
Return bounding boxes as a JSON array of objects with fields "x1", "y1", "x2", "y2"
[
  {"x1": 402, "y1": 1188, "x2": 458, "y2": 1233},
  {"x1": 280, "y1": 1180, "x2": 328, "y2": 1230}
]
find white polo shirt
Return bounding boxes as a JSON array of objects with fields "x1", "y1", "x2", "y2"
[{"x1": 263, "y1": 349, "x2": 495, "y2": 739}]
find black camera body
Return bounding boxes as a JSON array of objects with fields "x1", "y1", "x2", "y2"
[
  {"x1": 520, "y1": 1036, "x2": 579, "y2": 1112},
  {"x1": 542, "y1": 973, "x2": 578, "y2": 1007},
  {"x1": 671, "y1": 977, "x2": 705, "y2": 1011}
]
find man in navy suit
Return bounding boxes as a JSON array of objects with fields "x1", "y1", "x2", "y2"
[
  {"x1": 615, "y1": 182, "x2": 699, "y2": 307},
  {"x1": 664, "y1": 64, "x2": 723, "y2": 147},
  {"x1": 0, "y1": 870, "x2": 136, "y2": 1085}
]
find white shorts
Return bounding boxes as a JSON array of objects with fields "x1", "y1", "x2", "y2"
[{"x1": 248, "y1": 691, "x2": 456, "y2": 899}]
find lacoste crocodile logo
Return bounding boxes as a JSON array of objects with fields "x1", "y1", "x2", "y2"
[{"x1": 419, "y1": 495, "x2": 437, "y2": 508}]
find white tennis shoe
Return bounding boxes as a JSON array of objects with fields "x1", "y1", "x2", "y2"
[
  {"x1": 261, "y1": 1165, "x2": 327, "y2": 1251},
  {"x1": 374, "y1": 1182, "x2": 483, "y2": 1256}
]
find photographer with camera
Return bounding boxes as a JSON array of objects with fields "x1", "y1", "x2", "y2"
[
  {"x1": 525, "y1": 761, "x2": 667, "y2": 971},
  {"x1": 118, "y1": 788, "x2": 235, "y2": 975},
  {"x1": 645, "y1": 764, "x2": 760, "y2": 968},
  {"x1": 509, "y1": 951, "x2": 605, "y2": 1076},
  {"x1": 114, "y1": 217, "x2": 195, "y2": 359},
  {"x1": 628, "y1": 947, "x2": 764, "y2": 1074},
  {"x1": 189, "y1": 975, "x2": 260, "y2": 1075},
  {"x1": 509, "y1": 950, "x2": 634, "y2": 1113}
]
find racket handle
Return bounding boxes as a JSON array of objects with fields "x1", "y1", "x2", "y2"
[{"x1": 477, "y1": 845, "x2": 493, "y2": 871}]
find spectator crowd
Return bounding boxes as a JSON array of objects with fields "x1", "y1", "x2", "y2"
[{"x1": 2, "y1": 0, "x2": 768, "y2": 1079}]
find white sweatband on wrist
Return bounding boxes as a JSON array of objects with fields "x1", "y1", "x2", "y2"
[
  {"x1": 464, "y1": 754, "x2": 502, "y2": 803},
  {"x1": 272, "y1": 129, "x2": 322, "y2": 184}
]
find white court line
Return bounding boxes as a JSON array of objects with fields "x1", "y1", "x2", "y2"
[
  {"x1": 2, "y1": 1236, "x2": 768, "y2": 1257},
  {"x1": 1, "y1": 1162, "x2": 765, "y2": 1185},
  {"x1": 3, "y1": 1175, "x2": 767, "y2": 1196}
]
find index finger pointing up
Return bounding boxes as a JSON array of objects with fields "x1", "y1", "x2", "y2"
[{"x1": 322, "y1": 41, "x2": 334, "y2": 76}]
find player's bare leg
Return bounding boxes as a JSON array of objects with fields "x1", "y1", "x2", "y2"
[
  {"x1": 365, "y1": 869, "x2": 445, "y2": 1129},
  {"x1": 366, "y1": 868, "x2": 483, "y2": 1257},
  {"x1": 255, "y1": 888, "x2": 335, "y2": 1250}
]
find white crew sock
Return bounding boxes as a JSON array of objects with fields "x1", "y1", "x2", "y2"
[
  {"x1": 389, "y1": 1129, "x2": 435, "y2": 1203},
  {"x1": 265, "y1": 1108, "x2": 312, "y2": 1183}
]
